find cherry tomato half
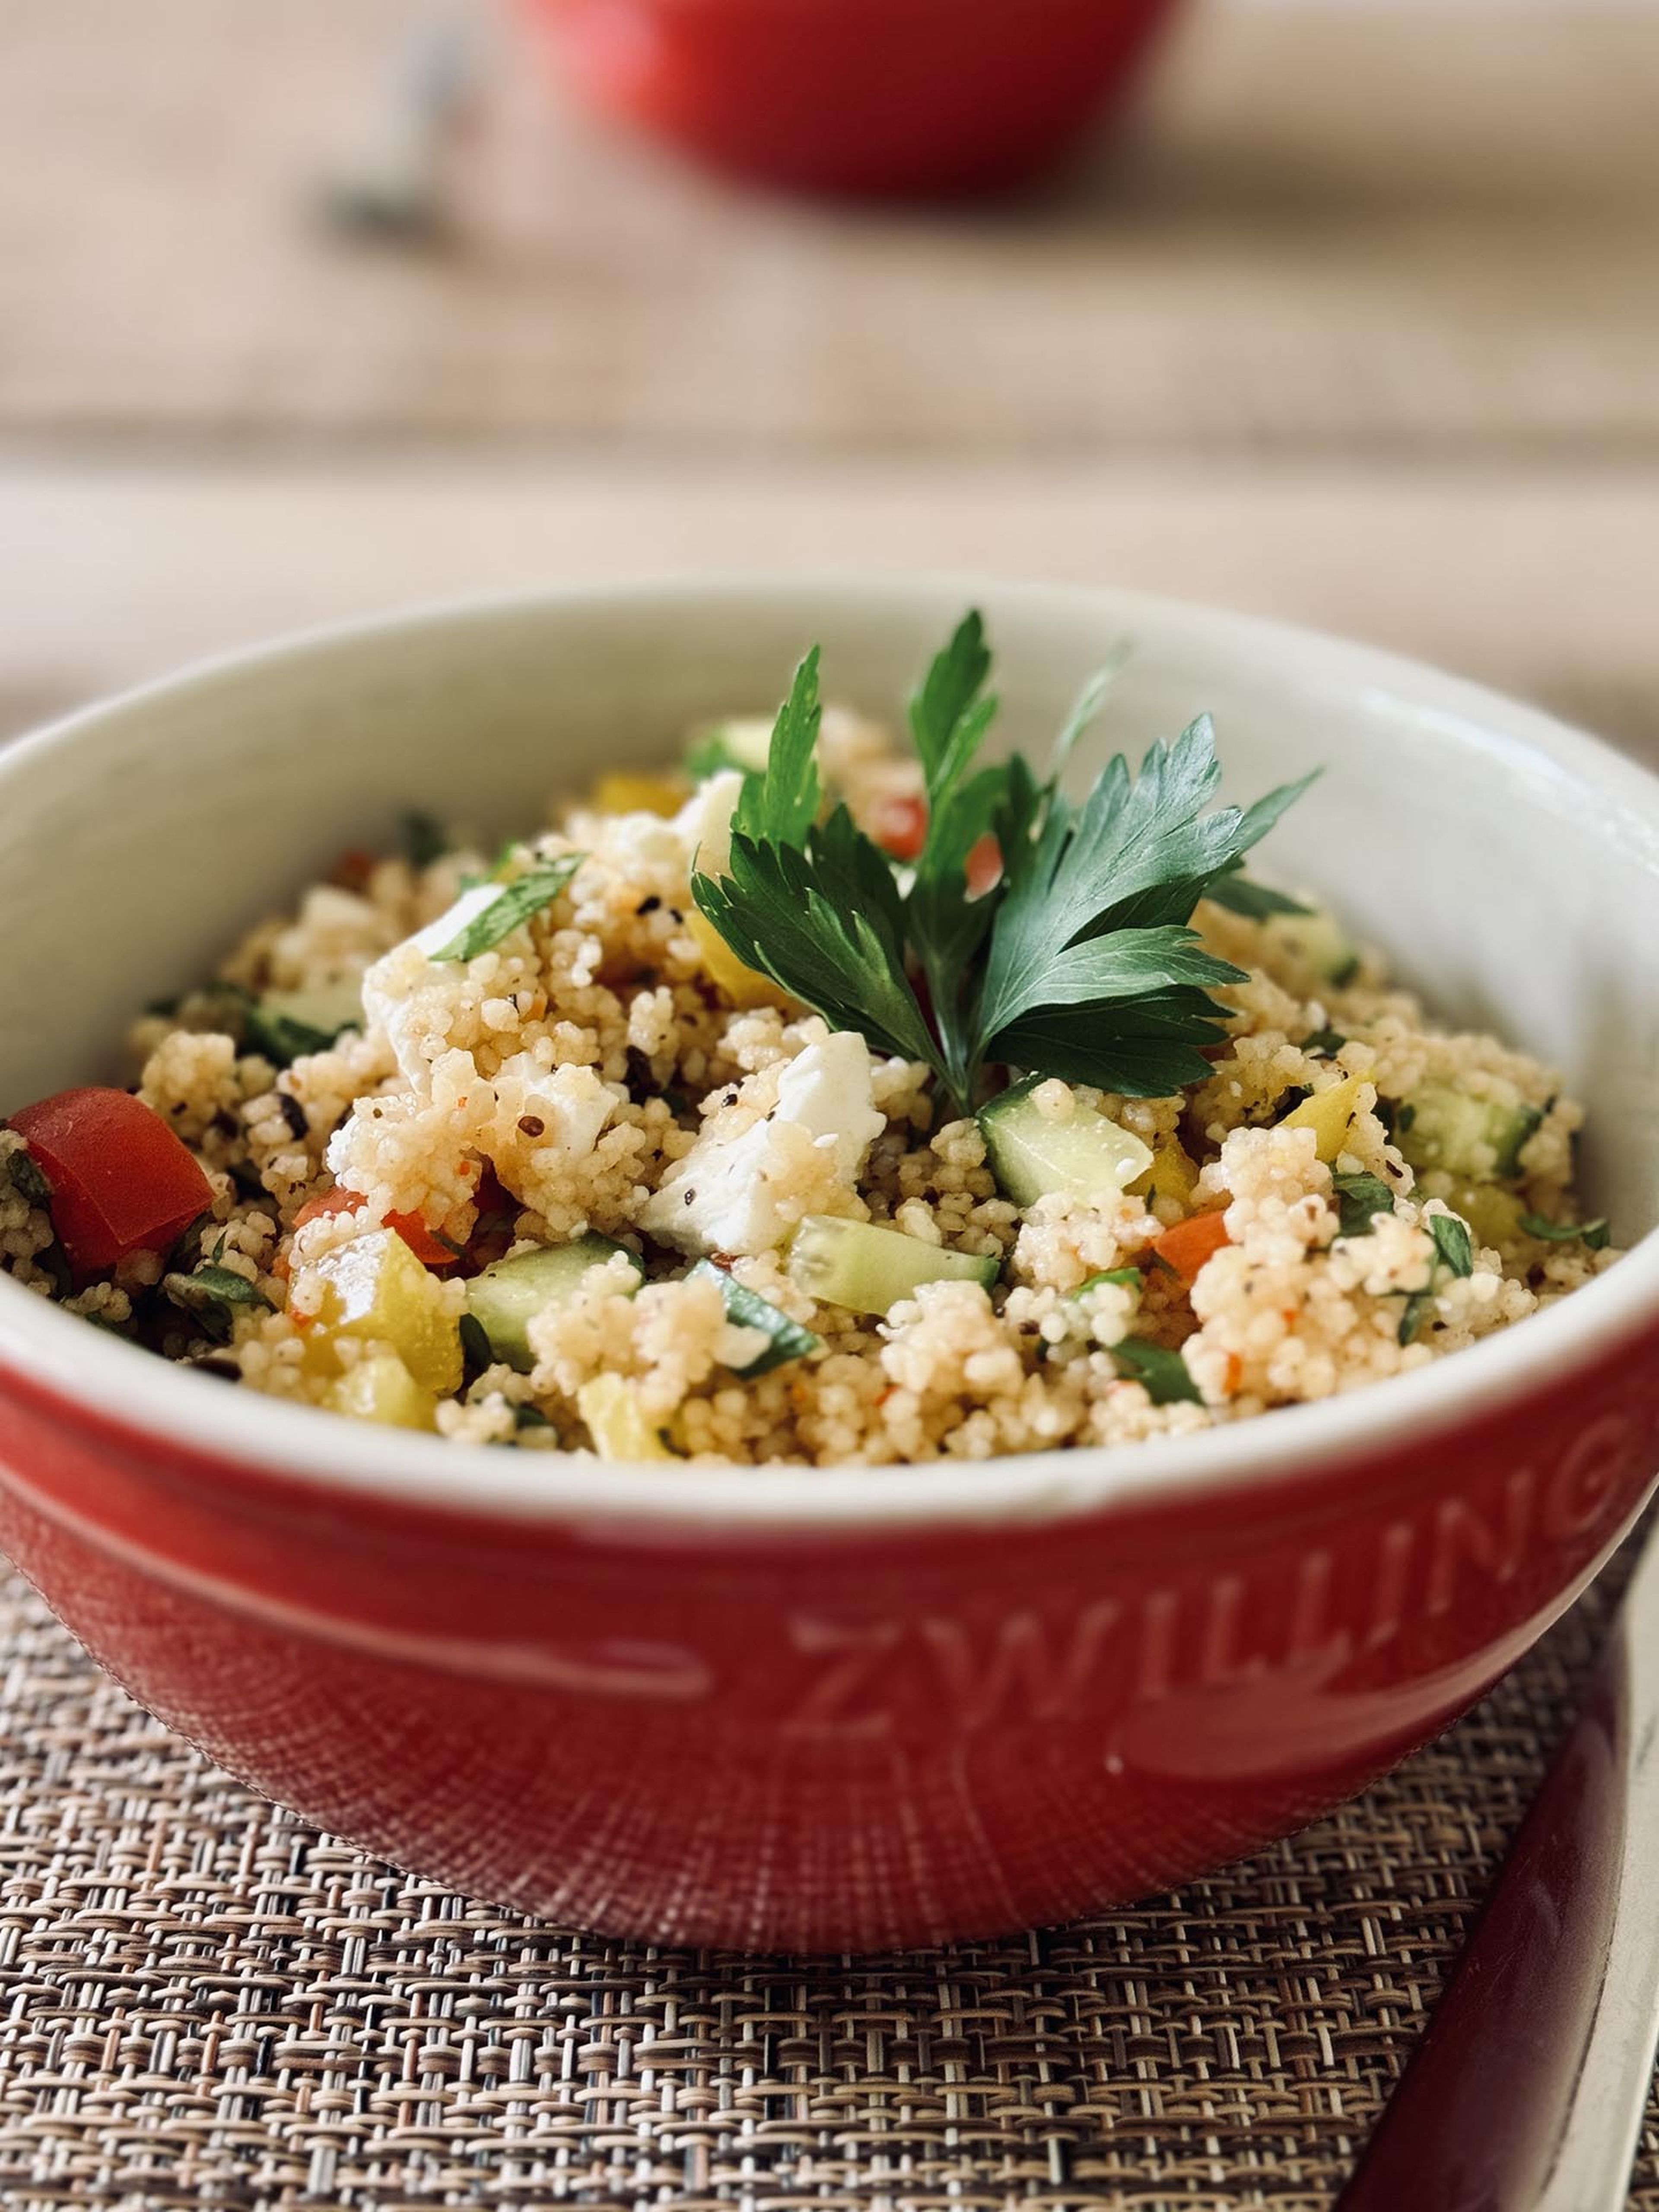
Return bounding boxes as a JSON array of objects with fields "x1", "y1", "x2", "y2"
[{"x1": 7, "y1": 1087, "x2": 215, "y2": 1276}]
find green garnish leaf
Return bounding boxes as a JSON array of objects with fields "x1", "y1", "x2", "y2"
[
  {"x1": 1330, "y1": 954, "x2": 1362, "y2": 989},
  {"x1": 163, "y1": 1263, "x2": 274, "y2": 1343},
  {"x1": 3, "y1": 1146, "x2": 52, "y2": 1208},
  {"x1": 1332, "y1": 1172, "x2": 1396, "y2": 1238},
  {"x1": 734, "y1": 648, "x2": 822, "y2": 847},
  {"x1": 1074, "y1": 1265, "x2": 1144, "y2": 1298},
  {"x1": 1520, "y1": 1211, "x2": 1610, "y2": 1249},
  {"x1": 1498, "y1": 1103, "x2": 1545, "y2": 1178},
  {"x1": 1427, "y1": 1213, "x2": 1474, "y2": 1278},
  {"x1": 690, "y1": 615, "x2": 1314, "y2": 1117},
  {"x1": 1111, "y1": 1337, "x2": 1204, "y2": 1406},
  {"x1": 1204, "y1": 864, "x2": 1313, "y2": 921},
  {"x1": 1302, "y1": 1028, "x2": 1348, "y2": 1058},
  {"x1": 243, "y1": 1002, "x2": 351, "y2": 1067},
  {"x1": 404, "y1": 810, "x2": 449, "y2": 869},
  {"x1": 515, "y1": 1403, "x2": 555, "y2": 1433},
  {"x1": 1398, "y1": 1288, "x2": 1434, "y2": 1346},
  {"x1": 458, "y1": 1310, "x2": 494, "y2": 1381},
  {"x1": 690, "y1": 1259, "x2": 823, "y2": 1375},
  {"x1": 430, "y1": 853, "x2": 585, "y2": 963}
]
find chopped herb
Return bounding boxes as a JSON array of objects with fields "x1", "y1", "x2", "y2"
[
  {"x1": 162, "y1": 1263, "x2": 275, "y2": 1344},
  {"x1": 3, "y1": 1146, "x2": 52, "y2": 1208},
  {"x1": 1112, "y1": 1337, "x2": 1204, "y2": 1405},
  {"x1": 458, "y1": 1311, "x2": 494, "y2": 1381},
  {"x1": 1204, "y1": 866, "x2": 1313, "y2": 921},
  {"x1": 1427, "y1": 1213, "x2": 1475, "y2": 1278},
  {"x1": 1398, "y1": 1289, "x2": 1435, "y2": 1346},
  {"x1": 1520, "y1": 1211, "x2": 1610, "y2": 1249},
  {"x1": 1302, "y1": 1028, "x2": 1348, "y2": 1058},
  {"x1": 430, "y1": 853, "x2": 586, "y2": 963},
  {"x1": 692, "y1": 616, "x2": 1313, "y2": 1117},
  {"x1": 1330, "y1": 954, "x2": 1362, "y2": 989},
  {"x1": 1073, "y1": 1265, "x2": 1144, "y2": 1298},
  {"x1": 514, "y1": 1404, "x2": 555, "y2": 1433},
  {"x1": 145, "y1": 993, "x2": 180, "y2": 1018},
  {"x1": 1332, "y1": 1172, "x2": 1396, "y2": 1238},
  {"x1": 689, "y1": 1259, "x2": 823, "y2": 1375},
  {"x1": 1394, "y1": 1101, "x2": 1416, "y2": 1135},
  {"x1": 1498, "y1": 1103, "x2": 1545, "y2": 1178},
  {"x1": 228, "y1": 1159, "x2": 270, "y2": 1203},
  {"x1": 404, "y1": 810, "x2": 449, "y2": 868}
]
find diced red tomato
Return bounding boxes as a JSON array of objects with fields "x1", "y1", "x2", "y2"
[
  {"x1": 7, "y1": 1087, "x2": 215, "y2": 1275},
  {"x1": 1149, "y1": 1211, "x2": 1232, "y2": 1286},
  {"x1": 290, "y1": 1187, "x2": 457, "y2": 1269},
  {"x1": 873, "y1": 793, "x2": 929, "y2": 863}
]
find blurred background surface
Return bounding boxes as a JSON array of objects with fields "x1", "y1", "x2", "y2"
[{"x1": 1, "y1": 0, "x2": 1656, "y2": 755}]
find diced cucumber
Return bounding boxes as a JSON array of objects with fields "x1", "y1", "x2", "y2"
[
  {"x1": 465, "y1": 1235, "x2": 642, "y2": 1373},
  {"x1": 1397, "y1": 1086, "x2": 1542, "y2": 1182},
  {"x1": 977, "y1": 1076, "x2": 1154, "y2": 1208},
  {"x1": 788, "y1": 1216, "x2": 998, "y2": 1317},
  {"x1": 1265, "y1": 909, "x2": 1361, "y2": 989},
  {"x1": 245, "y1": 979, "x2": 365, "y2": 1062},
  {"x1": 688, "y1": 1259, "x2": 822, "y2": 1374},
  {"x1": 578, "y1": 1375, "x2": 672, "y2": 1461}
]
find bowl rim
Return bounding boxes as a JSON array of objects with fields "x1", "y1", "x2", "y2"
[{"x1": 3, "y1": 570, "x2": 1658, "y2": 1535}]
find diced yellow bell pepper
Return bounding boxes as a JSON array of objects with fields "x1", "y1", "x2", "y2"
[
  {"x1": 591, "y1": 772, "x2": 683, "y2": 818},
  {"x1": 327, "y1": 1352, "x2": 440, "y2": 1431},
  {"x1": 686, "y1": 908, "x2": 785, "y2": 1010},
  {"x1": 577, "y1": 1375, "x2": 672, "y2": 1461},
  {"x1": 1279, "y1": 1072, "x2": 1365, "y2": 1164},
  {"x1": 1127, "y1": 1132, "x2": 1200, "y2": 1210},
  {"x1": 297, "y1": 1228, "x2": 462, "y2": 1395}
]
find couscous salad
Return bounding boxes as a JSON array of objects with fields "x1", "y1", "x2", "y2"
[{"x1": 0, "y1": 616, "x2": 1616, "y2": 1465}]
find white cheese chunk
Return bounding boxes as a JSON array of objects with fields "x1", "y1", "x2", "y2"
[{"x1": 639, "y1": 1032, "x2": 886, "y2": 1258}]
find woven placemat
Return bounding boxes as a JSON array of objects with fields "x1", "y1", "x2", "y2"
[{"x1": 0, "y1": 1551, "x2": 1653, "y2": 2212}]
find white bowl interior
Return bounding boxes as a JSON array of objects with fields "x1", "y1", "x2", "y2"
[{"x1": 2, "y1": 576, "x2": 1658, "y2": 1526}]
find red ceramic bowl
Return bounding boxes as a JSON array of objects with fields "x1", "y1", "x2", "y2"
[
  {"x1": 1, "y1": 579, "x2": 1656, "y2": 1951},
  {"x1": 521, "y1": 0, "x2": 1182, "y2": 196}
]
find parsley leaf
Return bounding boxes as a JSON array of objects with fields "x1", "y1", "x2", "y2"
[
  {"x1": 1332, "y1": 1172, "x2": 1395, "y2": 1237},
  {"x1": 404, "y1": 810, "x2": 449, "y2": 868},
  {"x1": 3, "y1": 1145, "x2": 52, "y2": 1208},
  {"x1": 1398, "y1": 1289, "x2": 1434, "y2": 1347},
  {"x1": 1427, "y1": 1213, "x2": 1474, "y2": 1278},
  {"x1": 689, "y1": 613, "x2": 1314, "y2": 1118},
  {"x1": 163, "y1": 1263, "x2": 275, "y2": 1344},
  {"x1": 429, "y1": 853, "x2": 585, "y2": 963},
  {"x1": 734, "y1": 648, "x2": 821, "y2": 846},
  {"x1": 1521, "y1": 1211, "x2": 1610, "y2": 1249},
  {"x1": 1302, "y1": 1027, "x2": 1348, "y2": 1058},
  {"x1": 1112, "y1": 1338, "x2": 1204, "y2": 1406},
  {"x1": 1204, "y1": 863, "x2": 1313, "y2": 920}
]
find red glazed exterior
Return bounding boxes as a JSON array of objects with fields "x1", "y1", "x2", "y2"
[
  {"x1": 0, "y1": 1328, "x2": 1653, "y2": 1952},
  {"x1": 523, "y1": 0, "x2": 1180, "y2": 197}
]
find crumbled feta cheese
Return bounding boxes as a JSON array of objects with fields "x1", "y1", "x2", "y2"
[
  {"x1": 360, "y1": 882, "x2": 501, "y2": 1089},
  {"x1": 639, "y1": 1031, "x2": 885, "y2": 1257}
]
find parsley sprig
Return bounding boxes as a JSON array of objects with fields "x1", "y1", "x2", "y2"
[{"x1": 692, "y1": 613, "x2": 1313, "y2": 1119}]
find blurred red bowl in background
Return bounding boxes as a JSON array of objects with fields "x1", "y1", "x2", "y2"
[{"x1": 521, "y1": 0, "x2": 1183, "y2": 197}]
